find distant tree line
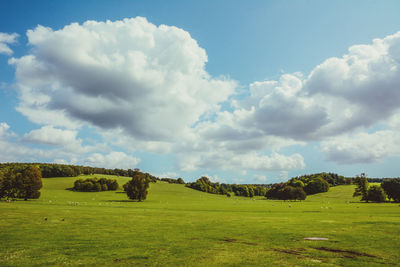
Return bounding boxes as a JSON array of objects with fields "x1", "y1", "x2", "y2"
[
  {"x1": 289, "y1": 172, "x2": 348, "y2": 187},
  {"x1": 265, "y1": 173, "x2": 340, "y2": 201},
  {"x1": 73, "y1": 177, "x2": 119, "y2": 192},
  {"x1": 160, "y1": 177, "x2": 185, "y2": 184},
  {"x1": 0, "y1": 165, "x2": 42, "y2": 200},
  {"x1": 185, "y1": 177, "x2": 267, "y2": 197},
  {"x1": 0, "y1": 163, "x2": 158, "y2": 179}
]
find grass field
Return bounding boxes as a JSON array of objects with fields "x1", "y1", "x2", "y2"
[{"x1": 1, "y1": 175, "x2": 399, "y2": 266}]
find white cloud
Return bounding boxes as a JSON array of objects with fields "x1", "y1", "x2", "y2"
[
  {"x1": 156, "y1": 172, "x2": 178, "y2": 178},
  {"x1": 10, "y1": 18, "x2": 236, "y2": 143},
  {"x1": 176, "y1": 150, "x2": 305, "y2": 172},
  {"x1": 321, "y1": 130, "x2": 400, "y2": 164},
  {"x1": 200, "y1": 174, "x2": 226, "y2": 183},
  {"x1": 7, "y1": 19, "x2": 400, "y2": 173},
  {"x1": 84, "y1": 151, "x2": 140, "y2": 169},
  {"x1": 186, "y1": 30, "x2": 400, "y2": 167},
  {"x1": 0, "y1": 32, "x2": 18, "y2": 55},
  {"x1": 0, "y1": 123, "x2": 139, "y2": 169},
  {"x1": 304, "y1": 31, "x2": 400, "y2": 133},
  {"x1": 23, "y1": 125, "x2": 78, "y2": 146},
  {"x1": 0, "y1": 122, "x2": 11, "y2": 138}
]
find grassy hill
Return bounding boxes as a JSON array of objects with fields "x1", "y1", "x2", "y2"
[{"x1": 1, "y1": 175, "x2": 399, "y2": 266}]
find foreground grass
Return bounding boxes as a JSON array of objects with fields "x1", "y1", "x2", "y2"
[{"x1": 0, "y1": 175, "x2": 399, "y2": 266}]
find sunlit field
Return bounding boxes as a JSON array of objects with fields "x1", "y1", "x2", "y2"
[{"x1": 1, "y1": 175, "x2": 399, "y2": 266}]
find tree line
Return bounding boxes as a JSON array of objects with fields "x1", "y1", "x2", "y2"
[
  {"x1": 0, "y1": 163, "x2": 156, "y2": 179},
  {"x1": 186, "y1": 177, "x2": 268, "y2": 198},
  {"x1": 160, "y1": 177, "x2": 185, "y2": 184},
  {"x1": 353, "y1": 174, "x2": 400, "y2": 202},
  {"x1": 184, "y1": 172, "x2": 350, "y2": 201}
]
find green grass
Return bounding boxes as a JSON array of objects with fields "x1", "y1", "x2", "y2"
[{"x1": 1, "y1": 175, "x2": 399, "y2": 266}]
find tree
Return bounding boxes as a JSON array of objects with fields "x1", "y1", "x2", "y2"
[
  {"x1": 20, "y1": 166, "x2": 42, "y2": 200},
  {"x1": 366, "y1": 185, "x2": 386, "y2": 203},
  {"x1": 292, "y1": 186, "x2": 307, "y2": 201},
  {"x1": 304, "y1": 177, "x2": 329, "y2": 195},
  {"x1": 279, "y1": 186, "x2": 307, "y2": 201},
  {"x1": 126, "y1": 173, "x2": 150, "y2": 201},
  {"x1": 353, "y1": 173, "x2": 369, "y2": 201},
  {"x1": 381, "y1": 178, "x2": 400, "y2": 202},
  {"x1": 0, "y1": 166, "x2": 42, "y2": 200},
  {"x1": 288, "y1": 179, "x2": 305, "y2": 188}
]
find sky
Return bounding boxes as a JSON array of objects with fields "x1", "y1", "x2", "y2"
[{"x1": 1, "y1": 0, "x2": 400, "y2": 183}]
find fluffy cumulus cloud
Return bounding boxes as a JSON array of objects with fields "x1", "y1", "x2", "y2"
[
  {"x1": 0, "y1": 122, "x2": 139, "y2": 169},
  {"x1": 9, "y1": 17, "x2": 236, "y2": 141},
  {"x1": 0, "y1": 32, "x2": 18, "y2": 55},
  {"x1": 23, "y1": 126, "x2": 78, "y2": 146},
  {"x1": 194, "y1": 31, "x2": 400, "y2": 165},
  {"x1": 321, "y1": 130, "x2": 400, "y2": 164},
  {"x1": 6, "y1": 18, "x2": 400, "y2": 175},
  {"x1": 84, "y1": 151, "x2": 140, "y2": 169},
  {"x1": 176, "y1": 150, "x2": 305, "y2": 172},
  {"x1": 0, "y1": 122, "x2": 11, "y2": 138}
]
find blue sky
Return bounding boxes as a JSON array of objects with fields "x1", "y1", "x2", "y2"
[{"x1": 1, "y1": 0, "x2": 400, "y2": 183}]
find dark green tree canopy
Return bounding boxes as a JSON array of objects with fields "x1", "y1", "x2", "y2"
[
  {"x1": 73, "y1": 177, "x2": 119, "y2": 192},
  {"x1": 0, "y1": 166, "x2": 42, "y2": 200},
  {"x1": 125, "y1": 172, "x2": 150, "y2": 201},
  {"x1": 304, "y1": 177, "x2": 329, "y2": 195},
  {"x1": 366, "y1": 185, "x2": 386, "y2": 203},
  {"x1": 353, "y1": 174, "x2": 369, "y2": 201},
  {"x1": 381, "y1": 178, "x2": 400, "y2": 202}
]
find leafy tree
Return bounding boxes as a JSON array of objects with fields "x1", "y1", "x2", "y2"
[
  {"x1": 291, "y1": 186, "x2": 307, "y2": 200},
  {"x1": 265, "y1": 183, "x2": 286, "y2": 199},
  {"x1": 304, "y1": 177, "x2": 329, "y2": 195},
  {"x1": 17, "y1": 166, "x2": 43, "y2": 200},
  {"x1": 381, "y1": 178, "x2": 400, "y2": 202},
  {"x1": 288, "y1": 179, "x2": 304, "y2": 188},
  {"x1": 353, "y1": 173, "x2": 369, "y2": 201},
  {"x1": 0, "y1": 166, "x2": 42, "y2": 200},
  {"x1": 0, "y1": 169, "x2": 18, "y2": 199},
  {"x1": 366, "y1": 185, "x2": 386, "y2": 203},
  {"x1": 126, "y1": 173, "x2": 150, "y2": 201}
]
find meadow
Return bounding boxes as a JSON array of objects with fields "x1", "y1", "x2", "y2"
[{"x1": 0, "y1": 175, "x2": 399, "y2": 266}]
